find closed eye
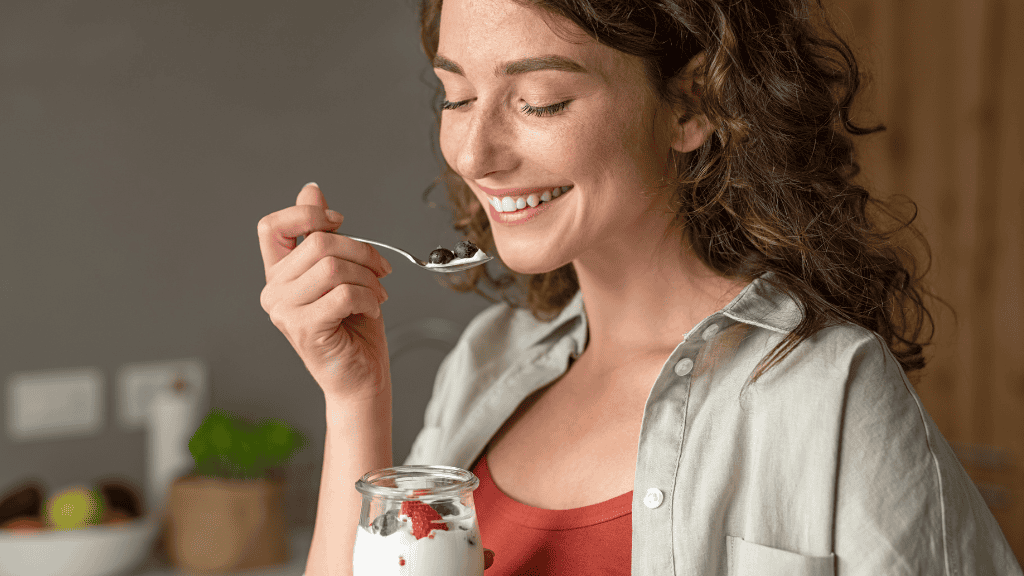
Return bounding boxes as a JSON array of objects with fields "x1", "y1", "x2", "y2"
[
  {"x1": 440, "y1": 99, "x2": 469, "y2": 111},
  {"x1": 521, "y1": 100, "x2": 570, "y2": 117},
  {"x1": 440, "y1": 99, "x2": 572, "y2": 117}
]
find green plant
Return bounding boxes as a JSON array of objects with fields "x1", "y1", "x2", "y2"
[{"x1": 187, "y1": 408, "x2": 309, "y2": 480}]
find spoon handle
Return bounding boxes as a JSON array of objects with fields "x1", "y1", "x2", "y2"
[{"x1": 334, "y1": 233, "x2": 426, "y2": 266}]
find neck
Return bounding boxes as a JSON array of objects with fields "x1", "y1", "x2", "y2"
[{"x1": 571, "y1": 217, "x2": 748, "y2": 363}]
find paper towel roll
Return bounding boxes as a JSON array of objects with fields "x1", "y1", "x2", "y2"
[{"x1": 146, "y1": 379, "x2": 201, "y2": 516}]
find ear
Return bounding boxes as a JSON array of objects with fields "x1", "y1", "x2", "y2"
[{"x1": 670, "y1": 52, "x2": 713, "y2": 154}]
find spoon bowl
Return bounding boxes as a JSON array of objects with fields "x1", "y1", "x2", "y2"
[{"x1": 334, "y1": 233, "x2": 493, "y2": 273}]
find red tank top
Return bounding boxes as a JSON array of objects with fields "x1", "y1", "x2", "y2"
[{"x1": 470, "y1": 454, "x2": 633, "y2": 576}]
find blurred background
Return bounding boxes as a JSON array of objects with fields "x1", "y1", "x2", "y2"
[{"x1": 0, "y1": 0, "x2": 1020, "y2": 570}]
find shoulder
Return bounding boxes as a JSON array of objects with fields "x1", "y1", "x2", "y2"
[
  {"x1": 722, "y1": 317, "x2": 895, "y2": 404},
  {"x1": 740, "y1": 320, "x2": 925, "y2": 451},
  {"x1": 719, "y1": 272, "x2": 903, "y2": 401},
  {"x1": 760, "y1": 320, "x2": 923, "y2": 442}
]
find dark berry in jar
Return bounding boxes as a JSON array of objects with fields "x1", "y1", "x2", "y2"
[
  {"x1": 371, "y1": 508, "x2": 401, "y2": 536},
  {"x1": 429, "y1": 246, "x2": 455, "y2": 265},
  {"x1": 453, "y1": 240, "x2": 479, "y2": 259},
  {"x1": 429, "y1": 500, "x2": 460, "y2": 517}
]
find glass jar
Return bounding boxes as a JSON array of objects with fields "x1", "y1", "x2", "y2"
[{"x1": 353, "y1": 465, "x2": 484, "y2": 576}]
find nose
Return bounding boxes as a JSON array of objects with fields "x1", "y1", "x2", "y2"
[{"x1": 447, "y1": 99, "x2": 516, "y2": 181}]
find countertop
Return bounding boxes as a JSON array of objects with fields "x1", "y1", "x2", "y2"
[{"x1": 133, "y1": 527, "x2": 312, "y2": 576}]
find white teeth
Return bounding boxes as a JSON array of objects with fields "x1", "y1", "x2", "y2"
[{"x1": 490, "y1": 185, "x2": 572, "y2": 213}]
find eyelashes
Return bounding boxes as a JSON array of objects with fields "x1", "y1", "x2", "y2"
[
  {"x1": 441, "y1": 98, "x2": 572, "y2": 117},
  {"x1": 523, "y1": 100, "x2": 570, "y2": 117}
]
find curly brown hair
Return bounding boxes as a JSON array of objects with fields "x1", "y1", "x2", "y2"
[{"x1": 418, "y1": 0, "x2": 951, "y2": 382}]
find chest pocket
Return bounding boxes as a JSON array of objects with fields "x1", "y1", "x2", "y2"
[{"x1": 727, "y1": 536, "x2": 835, "y2": 576}]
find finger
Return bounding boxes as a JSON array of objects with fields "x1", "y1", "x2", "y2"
[
  {"x1": 291, "y1": 255, "x2": 388, "y2": 307},
  {"x1": 258, "y1": 200, "x2": 345, "y2": 279},
  {"x1": 304, "y1": 282, "x2": 383, "y2": 323},
  {"x1": 295, "y1": 182, "x2": 344, "y2": 243},
  {"x1": 296, "y1": 181, "x2": 328, "y2": 210},
  {"x1": 333, "y1": 234, "x2": 393, "y2": 278},
  {"x1": 277, "y1": 230, "x2": 391, "y2": 284},
  {"x1": 294, "y1": 183, "x2": 390, "y2": 277}
]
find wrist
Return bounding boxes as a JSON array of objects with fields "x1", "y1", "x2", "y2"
[
  {"x1": 324, "y1": 384, "x2": 389, "y2": 413},
  {"x1": 324, "y1": 385, "x2": 392, "y2": 435}
]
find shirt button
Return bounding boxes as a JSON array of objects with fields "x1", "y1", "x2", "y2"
[
  {"x1": 673, "y1": 357, "x2": 693, "y2": 376},
  {"x1": 701, "y1": 323, "x2": 720, "y2": 341},
  {"x1": 644, "y1": 488, "x2": 664, "y2": 509}
]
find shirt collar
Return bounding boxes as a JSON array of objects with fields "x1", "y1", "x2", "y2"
[
  {"x1": 720, "y1": 271, "x2": 804, "y2": 336},
  {"x1": 529, "y1": 270, "x2": 803, "y2": 352}
]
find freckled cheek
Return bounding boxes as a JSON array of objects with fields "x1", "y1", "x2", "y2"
[{"x1": 548, "y1": 122, "x2": 603, "y2": 174}]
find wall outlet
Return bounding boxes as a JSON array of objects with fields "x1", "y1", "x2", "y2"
[
  {"x1": 115, "y1": 358, "x2": 208, "y2": 430},
  {"x1": 5, "y1": 367, "x2": 105, "y2": 441}
]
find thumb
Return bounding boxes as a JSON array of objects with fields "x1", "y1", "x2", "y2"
[{"x1": 296, "y1": 182, "x2": 329, "y2": 210}]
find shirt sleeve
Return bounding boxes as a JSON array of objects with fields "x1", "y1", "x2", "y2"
[{"x1": 832, "y1": 336, "x2": 1022, "y2": 575}]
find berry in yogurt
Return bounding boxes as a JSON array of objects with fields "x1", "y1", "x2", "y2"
[
  {"x1": 352, "y1": 498, "x2": 484, "y2": 576},
  {"x1": 453, "y1": 240, "x2": 479, "y2": 259},
  {"x1": 372, "y1": 508, "x2": 401, "y2": 537},
  {"x1": 429, "y1": 246, "x2": 455, "y2": 265},
  {"x1": 425, "y1": 240, "x2": 488, "y2": 268},
  {"x1": 401, "y1": 501, "x2": 448, "y2": 539},
  {"x1": 429, "y1": 501, "x2": 462, "y2": 517}
]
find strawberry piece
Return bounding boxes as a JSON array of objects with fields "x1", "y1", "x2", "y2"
[{"x1": 401, "y1": 500, "x2": 449, "y2": 539}]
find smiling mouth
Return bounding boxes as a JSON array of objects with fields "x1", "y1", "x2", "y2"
[{"x1": 487, "y1": 185, "x2": 574, "y2": 213}]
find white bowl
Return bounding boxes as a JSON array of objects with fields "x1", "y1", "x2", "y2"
[{"x1": 0, "y1": 514, "x2": 159, "y2": 576}]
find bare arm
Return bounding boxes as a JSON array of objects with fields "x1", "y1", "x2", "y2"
[{"x1": 257, "y1": 183, "x2": 395, "y2": 574}]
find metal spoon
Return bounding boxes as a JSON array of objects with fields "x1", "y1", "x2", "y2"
[{"x1": 334, "y1": 232, "x2": 493, "y2": 273}]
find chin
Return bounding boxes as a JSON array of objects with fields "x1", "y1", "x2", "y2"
[{"x1": 496, "y1": 250, "x2": 568, "y2": 276}]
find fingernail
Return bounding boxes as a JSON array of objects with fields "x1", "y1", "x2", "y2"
[
  {"x1": 305, "y1": 182, "x2": 319, "y2": 189},
  {"x1": 326, "y1": 209, "x2": 344, "y2": 222},
  {"x1": 384, "y1": 259, "x2": 393, "y2": 275}
]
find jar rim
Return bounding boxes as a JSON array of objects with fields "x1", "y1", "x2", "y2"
[{"x1": 354, "y1": 465, "x2": 479, "y2": 499}]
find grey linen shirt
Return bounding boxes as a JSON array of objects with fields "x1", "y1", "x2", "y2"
[{"x1": 403, "y1": 272, "x2": 1022, "y2": 575}]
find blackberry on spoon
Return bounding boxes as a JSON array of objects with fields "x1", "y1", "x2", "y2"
[
  {"x1": 453, "y1": 240, "x2": 479, "y2": 259},
  {"x1": 429, "y1": 246, "x2": 455, "y2": 265}
]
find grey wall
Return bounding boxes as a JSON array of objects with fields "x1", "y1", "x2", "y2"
[{"x1": 0, "y1": 0, "x2": 492, "y2": 527}]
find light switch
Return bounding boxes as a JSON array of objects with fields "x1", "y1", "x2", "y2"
[
  {"x1": 115, "y1": 358, "x2": 207, "y2": 430},
  {"x1": 5, "y1": 367, "x2": 105, "y2": 441}
]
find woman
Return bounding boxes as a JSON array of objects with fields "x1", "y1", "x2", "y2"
[{"x1": 257, "y1": 0, "x2": 1023, "y2": 573}]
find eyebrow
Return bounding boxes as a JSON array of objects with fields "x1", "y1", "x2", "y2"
[{"x1": 432, "y1": 54, "x2": 589, "y2": 77}]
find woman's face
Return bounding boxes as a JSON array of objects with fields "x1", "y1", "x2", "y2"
[{"x1": 435, "y1": 0, "x2": 681, "y2": 274}]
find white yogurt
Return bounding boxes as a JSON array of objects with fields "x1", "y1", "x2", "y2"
[
  {"x1": 352, "y1": 508, "x2": 484, "y2": 576},
  {"x1": 425, "y1": 249, "x2": 489, "y2": 268}
]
